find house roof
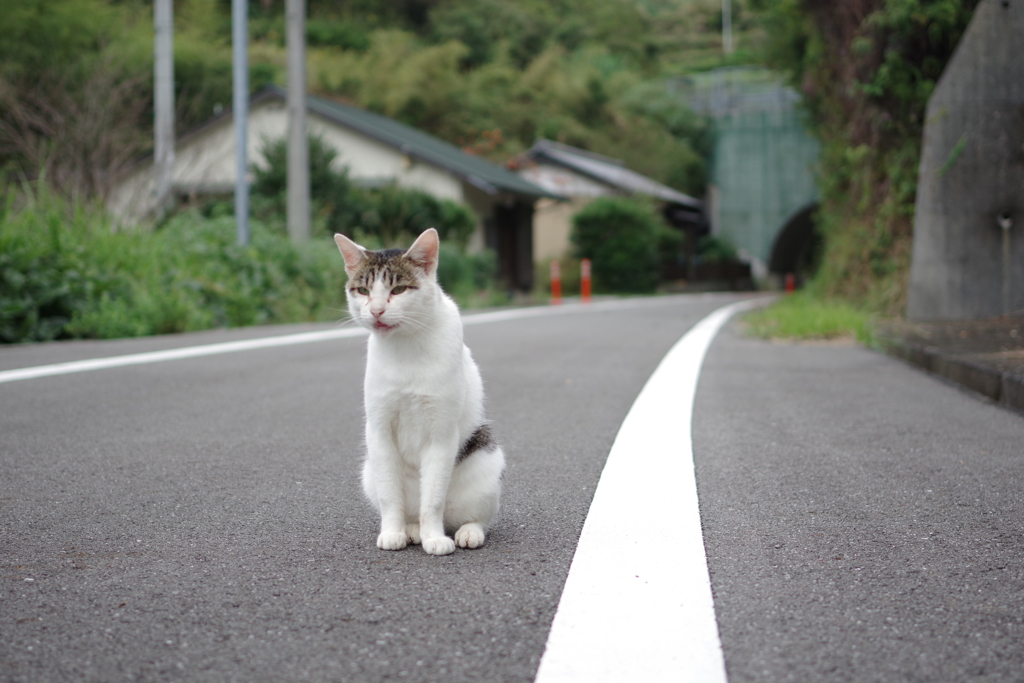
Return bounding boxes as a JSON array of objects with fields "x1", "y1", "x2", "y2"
[
  {"x1": 518, "y1": 139, "x2": 702, "y2": 208},
  {"x1": 253, "y1": 86, "x2": 559, "y2": 199}
]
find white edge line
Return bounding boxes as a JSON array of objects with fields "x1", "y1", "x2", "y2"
[
  {"x1": 0, "y1": 328, "x2": 368, "y2": 384},
  {"x1": 533, "y1": 298, "x2": 761, "y2": 683},
  {"x1": 0, "y1": 294, "x2": 746, "y2": 385}
]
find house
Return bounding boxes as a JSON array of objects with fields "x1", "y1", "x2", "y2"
[
  {"x1": 508, "y1": 139, "x2": 705, "y2": 263},
  {"x1": 108, "y1": 85, "x2": 559, "y2": 291}
]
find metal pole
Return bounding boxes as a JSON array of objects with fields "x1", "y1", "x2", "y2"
[
  {"x1": 287, "y1": 0, "x2": 310, "y2": 242},
  {"x1": 1000, "y1": 212, "x2": 1013, "y2": 316},
  {"x1": 722, "y1": 0, "x2": 733, "y2": 56},
  {"x1": 153, "y1": 0, "x2": 174, "y2": 219},
  {"x1": 232, "y1": 0, "x2": 250, "y2": 245}
]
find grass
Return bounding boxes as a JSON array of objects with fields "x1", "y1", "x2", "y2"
[{"x1": 744, "y1": 292, "x2": 875, "y2": 345}]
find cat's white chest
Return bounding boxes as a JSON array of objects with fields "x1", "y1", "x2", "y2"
[{"x1": 364, "y1": 337, "x2": 467, "y2": 459}]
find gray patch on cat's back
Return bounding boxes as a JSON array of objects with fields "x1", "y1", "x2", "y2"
[
  {"x1": 456, "y1": 424, "x2": 496, "y2": 464},
  {"x1": 347, "y1": 248, "x2": 420, "y2": 291}
]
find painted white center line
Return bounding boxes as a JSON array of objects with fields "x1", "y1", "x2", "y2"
[
  {"x1": 533, "y1": 299, "x2": 761, "y2": 683},
  {"x1": 0, "y1": 295, "x2": 736, "y2": 385}
]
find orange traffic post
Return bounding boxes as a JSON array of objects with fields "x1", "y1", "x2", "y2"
[
  {"x1": 550, "y1": 260, "x2": 562, "y2": 305},
  {"x1": 785, "y1": 273, "x2": 796, "y2": 294},
  {"x1": 581, "y1": 258, "x2": 592, "y2": 303}
]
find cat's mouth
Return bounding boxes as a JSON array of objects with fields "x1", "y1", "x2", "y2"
[{"x1": 373, "y1": 320, "x2": 398, "y2": 333}]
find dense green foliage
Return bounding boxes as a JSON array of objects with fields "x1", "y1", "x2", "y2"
[
  {"x1": 571, "y1": 196, "x2": 680, "y2": 294},
  {"x1": 763, "y1": 0, "x2": 978, "y2": 315},
  {"x1": 0, "y1": 187, "x2": 350, "y2": 342},
  {"x1": 0, "y1": 185, "x2": 501, "y2": 343},
  {"x1": 0, "y1": 0, "x2": 762, "y2": 201}
]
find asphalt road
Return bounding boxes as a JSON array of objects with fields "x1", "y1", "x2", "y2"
[
  {"x1": 695, "y1": 322, "x2": 1024, "y2": 682},
  {"x1": 1, "y1": 294, "x2": 736, "y2": 683},
  {"x1": 3, "y1": 293, "x2": 1023, "y2": 682}
]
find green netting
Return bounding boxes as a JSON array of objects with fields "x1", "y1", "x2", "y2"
[
  {"x1": 711, "y1": 108, "x2": 819, "y2": 265},
  {"x1": 674, "y1": 68, "x2": 820, "y2": 269}
]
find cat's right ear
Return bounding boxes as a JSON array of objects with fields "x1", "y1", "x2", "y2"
[{"x1": 334, "y1": 233, "x2": 367, "y2": 275}]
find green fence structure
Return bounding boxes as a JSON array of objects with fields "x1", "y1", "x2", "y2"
[{"x1": 674, "y1": 68, "x2": 820, "y2": 281}]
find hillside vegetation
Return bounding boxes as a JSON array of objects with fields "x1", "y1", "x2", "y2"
[
  {"x1": 0, "y1": 0, "x2": 983, "y2": 342},
  {"x1": 762, "y1": 0, "x2": 978, "y2": 316},
  {"x1": 1, "y1": 0, "x2": 769, "y2": 202}
]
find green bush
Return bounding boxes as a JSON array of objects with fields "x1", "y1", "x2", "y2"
[
  {"x1": 1, "y1": 183, "x2": 505, "y2": 343},
  {"x1": 571, "y1": 196, "x2": 676, "y2": 294},
  {"x1": 251, "y1": 134, "x2": 370, "y2": 236},
  {"x1": 0, "y1": 187, "x2": 351, "y2": 343}
]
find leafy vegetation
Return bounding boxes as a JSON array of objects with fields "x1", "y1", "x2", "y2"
[
  {"x1": 762, "y1": 0, "x2": 978, "y2": 316},
  {"x1": 571, "y1": 196, "x2": 681, "y2": 294},
  {"x1": 0, "y1": 183, "x2": 502, "y2": 343},
  {"x1": 0, "y1": 184, "x2": 350, "y2": 342},
  {"x1": 1, "y1": 0, "x2": 763, "y2": 201}
]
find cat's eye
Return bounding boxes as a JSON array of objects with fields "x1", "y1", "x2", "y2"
[
  {"x1": 391, "y1": 285, "x2": 409, "y2": 295},
  {"x1": 353, "y1": 286, "x2": 369, "y2": 295}
]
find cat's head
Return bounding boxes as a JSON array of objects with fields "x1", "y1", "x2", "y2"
[{"x1": 334, "y1": 228, "x2": 441, "y2": 336}]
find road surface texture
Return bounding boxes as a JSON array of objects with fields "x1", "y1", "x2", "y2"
[
  {"x1": 3, "y1": 292, "x2": 1023, "y2": 682},
  {"x1": 1, "y1": 294, "x2": 734, "y2": 682},
  {"x1": 696, "y1": 323, "x2": 1024, "y2": 682}
]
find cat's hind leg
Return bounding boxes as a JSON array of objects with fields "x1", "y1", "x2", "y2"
[
  {"x1": 405, "y1": 523, "x2": 421, "y2": 545},
  {"x1": 445, "y1": 445, "x2": 505, "y2": 549},
  {"x1": 454, "y1": 523, "x2": 485, "y2": 549}
]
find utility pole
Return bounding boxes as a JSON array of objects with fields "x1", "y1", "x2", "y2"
[
  {"x1": 153, "y1": 0, "x2": 174, "y2": 219},
  {"x1": 722, "y1": 0, "x2": 734, "y2": 56},
  {"x1": 232, "y1": 0, "x2": 250, "y2": 245},
  {"x1": 286, "y1": 0, "x2": 310, "y2": 242}
]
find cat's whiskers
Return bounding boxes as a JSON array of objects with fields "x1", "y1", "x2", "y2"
[{"x1": 330, "y1": 315, "x2": 359, "y2": 330}]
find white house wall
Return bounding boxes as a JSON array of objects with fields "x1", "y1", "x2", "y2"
[
  {"x1": 516, "y1": 162, "x2": 613, "y2": 263},
  {"x1": 109, "y1": 100, "x2": 466, "y2": 223}
]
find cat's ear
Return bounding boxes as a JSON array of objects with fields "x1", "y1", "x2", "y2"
[
  {"x1": 405, "y1": 228, "x2": 440, "y2": 276},
  {"x1": 334, "y1": 233, "x2": 367, "y2": 275}
]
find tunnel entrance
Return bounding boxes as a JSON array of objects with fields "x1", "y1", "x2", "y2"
[{"x1": 769, "y1": 203, "x2": 822, "y2": 286}]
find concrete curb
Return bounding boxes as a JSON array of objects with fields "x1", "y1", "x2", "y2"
[{"x1": 878, "y1": 338, "x2": 1024, "y2": 416}]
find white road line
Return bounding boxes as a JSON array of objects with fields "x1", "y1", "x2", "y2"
[
  {"x1": 0, "y1": 328, "x2": 369, "y2": 384},
  {"x1": 534, "y1": 299, "x2": 761, "y2": 683},
  {"x1": 0, "y1": 295, "x2": 733, "y2": 385}
]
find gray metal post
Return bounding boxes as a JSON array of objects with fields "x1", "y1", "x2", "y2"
[
  {"x1": 1000, "y1": 212, "x2": 1013, "y2": 316},
  {"x1": 153, "y1": 0, "x2": 174, "y2": 219},
  {"x1": 722, "y1": 0, "x2": 733, "y2": 55},
  {"x1": 287, "y1": 0, "x2": 310, "y2": 242},
  {"x1": 233, "y1": 0, "x2": 250, "y2": 246}
]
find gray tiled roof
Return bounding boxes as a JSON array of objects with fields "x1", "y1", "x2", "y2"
[
  {"x1": 524, "y1": 139, "x2": 702, "y2": 208},
  {"x1": 257, "y1": 86, "x2": 559, "y2": 199}
]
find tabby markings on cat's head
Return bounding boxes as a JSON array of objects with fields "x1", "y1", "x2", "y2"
[
  {"x1": 333, "y1": 229, "x2": 441, "y2": 336},
  {"x1": 347, "y1": 250, "x2": 422, "y2": 333}
]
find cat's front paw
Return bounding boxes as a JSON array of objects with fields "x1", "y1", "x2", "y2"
[
  {"x1": 421, "y1": 535, "x2": 456, "y2": 556},
  {"x1": 454, "y1": 523, "x2": 486, "y2": 549},
  {"x1": 377, "y1": 531, "x2": 409, "y2": 551}
]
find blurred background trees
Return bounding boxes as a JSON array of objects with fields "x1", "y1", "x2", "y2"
[
  {"x1": 1, "y1": 0, "x2": 746, "y2": 203},
  {"x1": 0, "y1": 0, "x2": 985, "y2": 339}
]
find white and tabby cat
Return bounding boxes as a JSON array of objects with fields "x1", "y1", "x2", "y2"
[{"x1": 334, "y1": 228, "x2": 505, "y2": 556}]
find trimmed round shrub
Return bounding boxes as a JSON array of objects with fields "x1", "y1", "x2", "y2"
[{"x1": 571, "y1": 196, "x2": 669, "y2": 293}]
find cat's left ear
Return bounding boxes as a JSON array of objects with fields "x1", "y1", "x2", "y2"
[
  {"x1": 405, "y1": 228, "x2": 440, "y2": 277},
  {"x1": 334, "y1": 233, "x2": 367, "y2": 276}
]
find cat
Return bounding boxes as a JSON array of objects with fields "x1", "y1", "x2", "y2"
[{"x1": 334, "y1": 228, "x2": 505, "y2": 556}]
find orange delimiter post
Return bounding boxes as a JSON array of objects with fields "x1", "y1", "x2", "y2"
[{"x1": 550, "y1": 260, "x2": 562, "y2": 305}]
